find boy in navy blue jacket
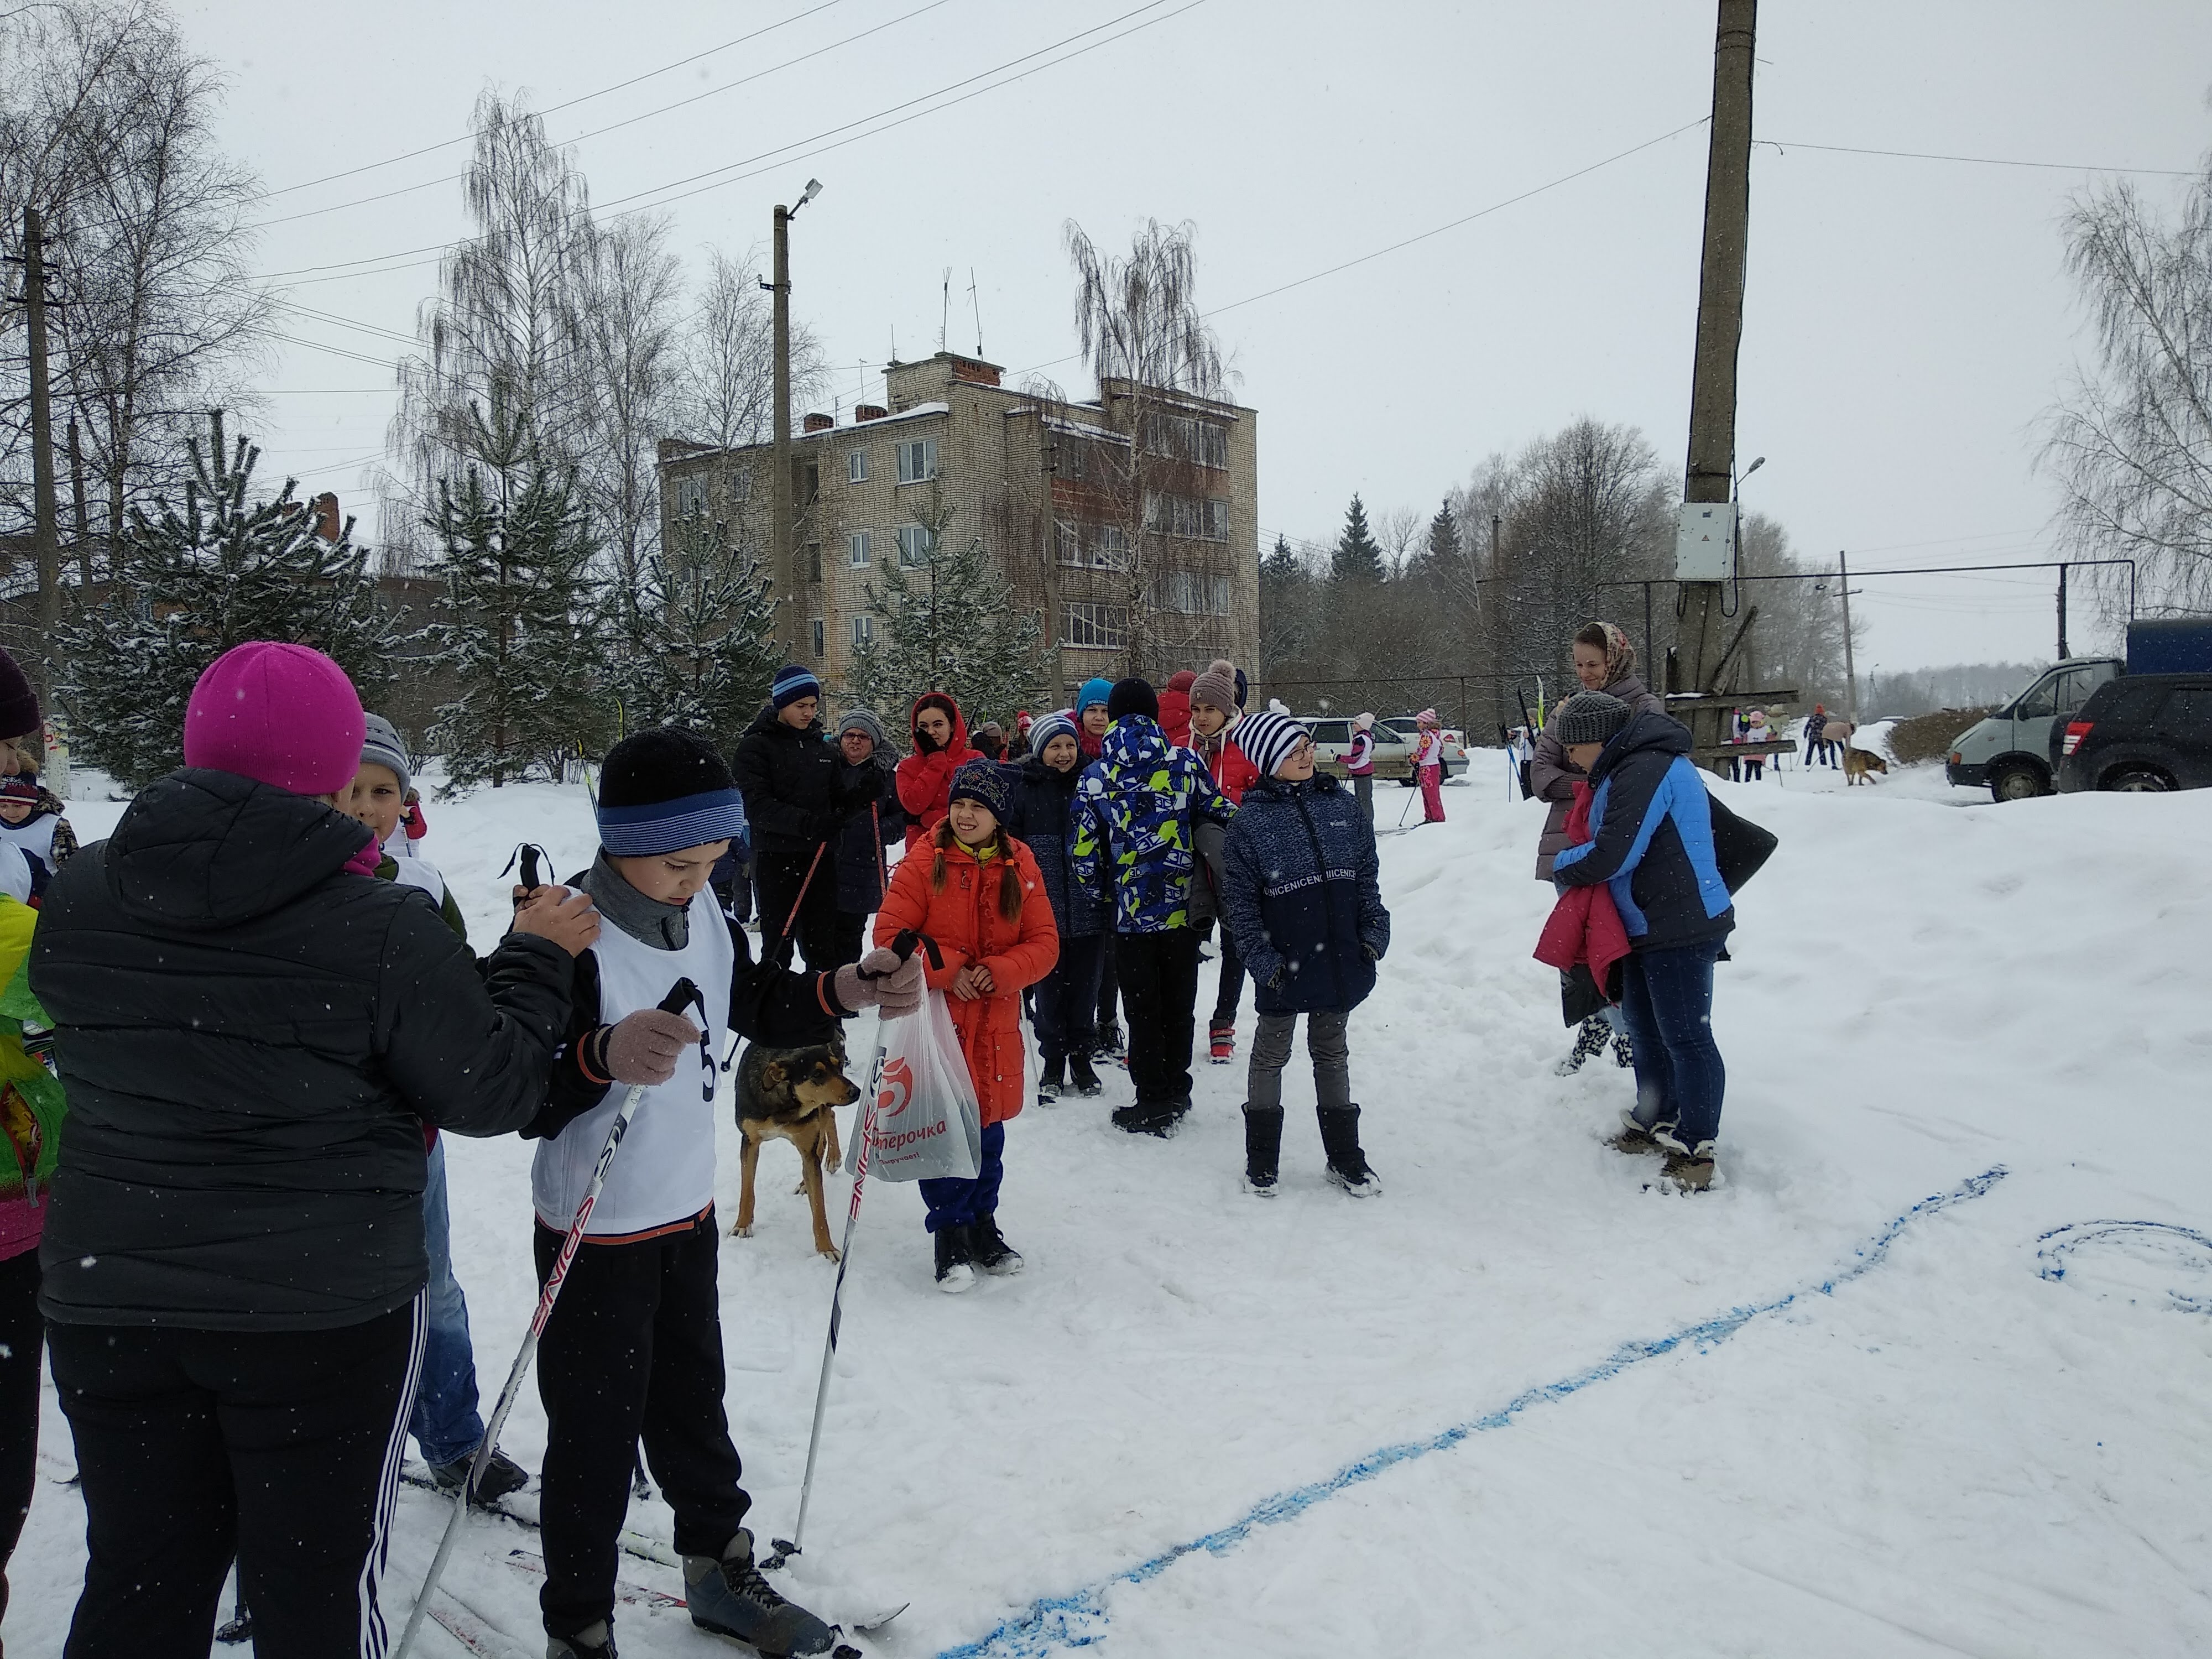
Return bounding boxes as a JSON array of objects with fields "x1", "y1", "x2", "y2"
[{"x1": 1218, "y1": 710, "x2": 1389, "y2": 1197}]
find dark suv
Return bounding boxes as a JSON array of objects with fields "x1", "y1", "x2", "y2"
[{"x1": 2054, "y1": 674, "x2": 2212, "y2": 792}]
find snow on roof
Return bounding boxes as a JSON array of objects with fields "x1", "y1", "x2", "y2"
[{"x1": 1039, "y1": 415, "x2": 1132, "y2": 446}]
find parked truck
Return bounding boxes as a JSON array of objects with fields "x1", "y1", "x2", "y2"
[{"x1": 1946, "y1": 619, "x2": 2212, "y2": 801}]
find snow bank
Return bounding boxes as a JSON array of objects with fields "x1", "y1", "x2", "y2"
[{"x1": 12, "y1": 774, "x2": 2211, "y2": 1656}]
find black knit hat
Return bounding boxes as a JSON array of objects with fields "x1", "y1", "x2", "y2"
[
  {"x1": 0, "y1": 648, "x2": 39, "y2": 742},
  {"x1": 596, "y1": 729, "x2": 749, "y2": 855},
  {"x1": 947, "y1": 758, "x2": 1012, "y2": 820},
  {"x1": 1548, "y1": 691, "x2": 1631, "y2": 749},
  {"x1": 1106, "y1": 676, "x2": 1159, "y2": 723}
]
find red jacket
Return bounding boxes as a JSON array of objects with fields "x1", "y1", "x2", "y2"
[
  {"x1": 894, "y1": 693, "x2": 981, "y2": 852},
  {"x1": 874, "y1": 828, "x2": 1060, "y2": 1125},
  {"x1": 1158, "y1": 685, "x2": 1193, "y2": 748},
  {"x1": 1532, "y1": 784, "x2": 1630, "y2": 999},
  {"x1": 1187, "y1": 728, "x2": 1261, "y2": 805}
]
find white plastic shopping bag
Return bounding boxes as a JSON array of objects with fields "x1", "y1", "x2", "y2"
[{"x1": 864, "y1": 989, "x2": 983, "y2": 1182}]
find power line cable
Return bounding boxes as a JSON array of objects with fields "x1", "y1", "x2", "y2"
[
  {"x1": 251, "y1": 0, "x2": 1192, "y2": 286},
  {"x1": 258, "y1": 0, "x2": 853, "y2": 199},
  {"x1": 247, "y1": 0, "x2": 956, "y2": 229},
  {"x1": 1759, "y1": 137, "x2": 2196, "y2": 179}
]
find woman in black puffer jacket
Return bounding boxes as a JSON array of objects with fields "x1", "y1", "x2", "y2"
[
  {"x1": 32, "y1": 643, "x2": 596, "y2": 1656},
  {"x1": 1003, "y1": 710, "x2": 1111, "y2": 1100}
]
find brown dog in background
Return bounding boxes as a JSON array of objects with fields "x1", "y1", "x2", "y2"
[
  {"x1": 732, "y1": 1034, "x2": 859, "y2": 1260},
  {"x1": 1843, "y1": 747, "x2": 1889, "y2": 786}
]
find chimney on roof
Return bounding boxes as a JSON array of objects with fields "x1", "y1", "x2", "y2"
[
  {"x1": 854, "y1": 404, "x2": 888, "y2": 422},
  {"x1": 802, "y1": 412, "x2": 834, "y2": 434},
  {"x1": 311, "y1": 492, "x2": 341, "y2": 542},
  {"x1": 948, "y1": 355, "x2": 1001, "y2": 388}
]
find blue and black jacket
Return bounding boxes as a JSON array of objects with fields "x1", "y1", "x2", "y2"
[
  {"x1": 1552, "y1": 711, "x2": 1735, "y2": 951},
  {"x1": 1220, "y1": 771, "x2": 1389, "y2": 1015}
]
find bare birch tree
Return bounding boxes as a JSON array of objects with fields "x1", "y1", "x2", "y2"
[{"x1": 2043, "y1": 157, "x2": 2212, "y2": 617}]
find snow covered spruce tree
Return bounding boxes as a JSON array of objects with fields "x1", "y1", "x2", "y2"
[
  {"x1": 847, "y1": 482, "x2": 1045, "y2": 727},
  {"x1": 606, "y1": 512, "x2": 779, "y2": 743},
  {"x1": 61, "y1": 411, "x2": 395, "y2": 789},
  {"x1": 425, "y1": 409, "x2": 603, "y2": 790}
]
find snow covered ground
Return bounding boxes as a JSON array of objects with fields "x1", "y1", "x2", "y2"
[{"x1": 13, "y1": 760, "x2": 2212, "y2": 1657}]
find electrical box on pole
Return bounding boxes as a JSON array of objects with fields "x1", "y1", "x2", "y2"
[{"x1": 1673, "y1": 502, "x2": 1738, "y2": 583}]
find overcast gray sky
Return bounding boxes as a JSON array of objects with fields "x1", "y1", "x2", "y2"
[{"x1": 178, "y1": 0, "x2": 2212, "y2": 674}]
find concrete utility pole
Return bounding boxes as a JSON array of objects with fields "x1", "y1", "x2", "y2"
[
  {"x1": 769, "y1": 202, "x2": 795, "y2": 660},
  {"x1": 1674, "y1": 0, "x2": 1757, "y2": 759},
  {"x1": 22, "y1": 208, "x2": 62, "y2": 681},
  {"x1": 1838, "y1": 547, "x2": 1858, "y2": 724}
]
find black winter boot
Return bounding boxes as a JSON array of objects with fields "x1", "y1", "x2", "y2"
[
  {"x1": 1038, "y1": 1055, "x2": 1066, "y2": 1105},
  {"x1": 1317, "y1": 1105, "x2": 1381, "y2": 1197},
  {"x1": 1067, "y1": 1053, "x2": 1103, "y2": 1096},
  {"x1": 547, "y1": 1621, "x2": 618, "y2": 1658},
  {"x1": 1241, "y1": 1105, "x2": 1284, "y2": 1197},
  {"x1": 969, "y1": 1211, "x2": 1024, "y2": 1274},
  {"x1": 683, "y1": 1527, "x2": 836, "y2": 1655},
  {"x1": 933, "y1": 1223, "x2": 976, "y2": 1292}
]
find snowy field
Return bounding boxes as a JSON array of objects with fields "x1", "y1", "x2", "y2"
[{"x1": 13, "y1": 756, "x2": 2212, "y2": 1657}]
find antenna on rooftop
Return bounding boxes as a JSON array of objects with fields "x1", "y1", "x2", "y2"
[
  {"x1": 939, "y1": 267, "x2": 951, "y2": 352},
  {"x1": 969, "y1": 267, "x2": 983, "y2": 357}
]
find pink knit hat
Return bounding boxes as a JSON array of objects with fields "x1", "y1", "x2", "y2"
[{"x1": 184, "y1": 641, "x2": 367, "y2": 796}]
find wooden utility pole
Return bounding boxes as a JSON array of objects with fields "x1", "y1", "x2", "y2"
[
  {"x1": 1838, "y1": 547, "x2": 1858, "y2": 723},
  {"x1": 1674, "y1": 0, "x2": 1757, "y2": 763},
  {"x1": 22, "y1": 208, "x2": 62, "y2": 682},
  {"x1": 769, "y1": 202, "x2": 796, "y2": 660}
]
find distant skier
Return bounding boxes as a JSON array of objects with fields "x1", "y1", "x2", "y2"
[
  {"x1": 1344, "y1": 711, "x2": 1378, "y2": 822},
  {"x1": 1412, "y1": 708, "x2": 1448, "y2": 823}
]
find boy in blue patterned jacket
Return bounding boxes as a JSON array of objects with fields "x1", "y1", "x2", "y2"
[
  {"x1": 1071, "y1": 678, "x2": 1235, "y2": 1136},
  {"x1": 1219, "y1": 709, "x2": 1389, "y2": 1197}
]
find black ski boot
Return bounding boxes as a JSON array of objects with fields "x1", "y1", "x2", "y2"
[
  {"x1": 969, "y1": 1211, "x2": 1024, "y2": 1275},
  {"x1": 933, "y1": 1222, "x2": 976, "y2": 1292},
  {"x1": 1037, "y1": 1055, "x2": 1066, "y2": 1107},
  {"x1": 1317, "y1": 1105, "x2": 1381, "y2": 1197},
  {"x1": 1241, "y1": 1104, "x2": 1284, "y2": 1197},
  {"x1": 684, "y1": 1528, "x2": 837, "y2": 1655},
  {"x1": 547, "y1": 1620, "x2": 617, "y2": 1658},
  {"x1": 1067, "y1": 1052, "x2": 1103, "y2": 1096},
  {"x1": 432, "y1": 1446, "x2": 530, "y2": 1505}
]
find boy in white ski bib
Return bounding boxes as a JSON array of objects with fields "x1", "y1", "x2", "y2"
[{"x1": 526, "y1": 730, "x2": 923, "y2": 1659}]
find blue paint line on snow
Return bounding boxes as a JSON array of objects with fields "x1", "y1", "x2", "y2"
[
  {"x1": 2036, "y1": 1218, "x2": 2212, "y2": 1314},
  {"x1": 934, "y1": 1165, "x2": 2010, "y2": 1659}
]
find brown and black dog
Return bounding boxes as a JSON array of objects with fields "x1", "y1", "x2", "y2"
[
  {"x1": 732, "y1": 1035, "x2": 860, "y2": 1261},
  {"x1": 1843, "y1": 747, "x2": 1889, "y2": 786}
]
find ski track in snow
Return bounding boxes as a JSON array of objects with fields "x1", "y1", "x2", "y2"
[{"x1": 12, "y1": 758, "x2": 2212, "y2": 1657}]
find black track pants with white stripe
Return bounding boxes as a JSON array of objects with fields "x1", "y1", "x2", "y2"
[{"x1": 46, "y1": 1297, "x2": 424, "y2": 1659}]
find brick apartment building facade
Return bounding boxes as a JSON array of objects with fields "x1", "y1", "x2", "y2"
[{"x1": 655, "y1": 351, "x2": 1260, "y2": 706}]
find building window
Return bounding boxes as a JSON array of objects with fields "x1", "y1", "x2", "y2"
[
  {"x1": 897, "y1": 524, "x2": 931, "y2": 567},
  {"x1": 852, "y1": 614, "x2": 874, "y2": 649},
  {"x1": 1143, "y1": 492, "x2": 1229, "y2": 542},
  {"x1": 849, "y1": 531, "x2": 872, "y2": 568},
  {"x1": 1141, "y1": 413, "x2": 1229, "y2": 470},
  {"x1": 674, "y1": 476, "x2": 707, "y2": 517},
  {"x1": 847, "y1": 449, "x2": 868, "y2": 483},
  {"x1": 811, "y1": 618, "x2": 825, "y2": 658},
  {"x1": 1151, "y1": 570, "x2": 1237, "y2": 616},
  {"x1": 1056, "y1": 521, "x2": 1129, "y2": 570},
  {"x1": 726, "y1": 468, "x2": 752, "y2": 501},
  {"x1": 1063, "y1": 602, "x2": 1127, "y2": 650},
  {"x1": 807, "y1": 544, "x2": 822, "y2": 583},
  {"x1": 896, "y1": 437, "x2": 937, "y2": 484},
  {"x1": 801, "y1": 462, "x2": 820, "y2": 504},
  {"x1": 1096, "y1": 525, "x2": 1129, "y2": 568}
]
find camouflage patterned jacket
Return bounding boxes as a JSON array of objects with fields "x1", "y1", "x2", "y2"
[{"x1": 1071, "y1": 717, "x2": 1236, "y2": 933}]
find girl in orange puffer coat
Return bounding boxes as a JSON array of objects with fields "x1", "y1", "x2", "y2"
[{"x1": 874, "y1": 759, "x2": 1059, "y2": 1291}]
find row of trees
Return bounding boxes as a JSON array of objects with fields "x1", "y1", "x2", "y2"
[{"x1": 1260, "y1": 420, "x2": 1855, "y2": 734}]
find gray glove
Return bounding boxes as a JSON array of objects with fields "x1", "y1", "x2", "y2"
[
  {"x1": 834, "y1": 947, "x2": 926, "y2": 1019},
  {"x1": 603, "y1": 1008, "x2": 701, "y2": 1086}
]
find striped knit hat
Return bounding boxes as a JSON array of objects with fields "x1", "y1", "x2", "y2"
[
  {"x1": 596, "y1": 729, "x2": 750, "y2": 856},
  {"x1": 1028, "y1": 708, "x2": 1079, "y2": 756},
  {"x1": 1237, "y1": 708, "x2": 1311, "y2": 779},
  {"x1": 772, "y1": 664, "x2": 822, "y2": 710}
]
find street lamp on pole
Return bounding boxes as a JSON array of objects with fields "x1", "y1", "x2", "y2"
[{"x1": 769, "y1": 179, "x2": 825, "y2": 659}]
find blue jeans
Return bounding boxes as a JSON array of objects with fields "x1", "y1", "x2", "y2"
[
  {"x1": 411, "y1": 1138, "x2": 488, "y2": 1467},
  {"x1": 1034, "y1": 932, "x2": 1107, "y2": 1062},
  {"x1": 1618, "y1": 938, "x2": 1727, "y2": 1146},
  {"x1": 919, "y1": 1123, "x2": 1006, "y2": 1233}
]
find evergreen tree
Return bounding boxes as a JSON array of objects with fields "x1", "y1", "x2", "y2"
[
  {"x1": 1332, "y1": 494, "x2": 1385, "y2": 583},
  {"x1": 427, "y1": 456, "x2": 603, "y2": 790},
  {"x1": 1425, "y1": 498, "x2": 1459, "y2": 568},
  {"x1": 606, "y1": 513, "x2": 779, "y2": 745},
  {"x1": 60, "y1": 412, "x2": 398, "y2": 790},
  {"x1": 847, "y1": 482, "x2": 1046, "y2": 729},
  {"x1": 1262, "y1": 533, "x2": 1300, "y2": 581}
]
